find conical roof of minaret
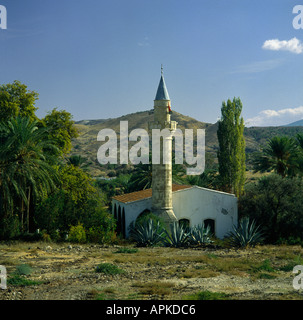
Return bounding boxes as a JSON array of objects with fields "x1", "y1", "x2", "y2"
[{"x1": 155, "y1": 68, "x2": 170, "y2": 101}]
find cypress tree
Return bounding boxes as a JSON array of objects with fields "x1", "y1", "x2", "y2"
[{"x1": 217, "y1": 97, "x2": 245, "y2": 197}]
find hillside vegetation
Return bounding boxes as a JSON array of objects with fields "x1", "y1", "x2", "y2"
[{"x1": 71, "y1": 110, "x2": 303, "y2": 177}]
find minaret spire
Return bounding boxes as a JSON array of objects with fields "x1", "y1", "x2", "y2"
[
  {"x1": 149, "y1": 67, "x2": 178, "y2": 226},
  {"x1": 155, "y1": 65, "x2": 170, "y2": 101}
]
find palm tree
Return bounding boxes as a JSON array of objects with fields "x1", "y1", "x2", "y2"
[
  {"x1": 186, "y1": 169, "x2": 221, "y2": 190},
  {"x1": 127, "y1": 159, "x2": 187, "y2": 193},
  {"x1": 0, "y1": 116, "x2": 59, "y2": 232},
  {"x1": 128, "y1": 163, "x2": 153, "y2": 192},
  {"x1": 172, "y1": 161, "x2": 186, "y2": 184},
  {"x1": 67, "y1": 155, "x2": 91, "y2": 170},
  {"x1": 253, "y1": 136, "x2": 298, "y2": 178}
]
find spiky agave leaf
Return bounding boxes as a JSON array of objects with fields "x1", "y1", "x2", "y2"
[
  {"x1": 163, "y1": 222, "x2": 190, "y2": 247},
  {"x1": 129, "y1": 218, "x2": 165, "y2": 247},
  {"x1": 189, "y1": 224, "x2": 213, "y2": 246},
  {"x1": 227, "y1": 217, "x2": 264, "y2": 248}
]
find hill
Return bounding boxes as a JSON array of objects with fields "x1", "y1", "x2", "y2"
[
  {"x1": 70, "y1": 110, "x2": 303, "y2": 177},
  {"x1": 286, "y1": 119, "x2": 303, "y2": 127}
]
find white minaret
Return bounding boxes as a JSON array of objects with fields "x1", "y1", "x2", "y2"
[{"x1": 149, "y1": 66, "x2": 178, "y2": 225}]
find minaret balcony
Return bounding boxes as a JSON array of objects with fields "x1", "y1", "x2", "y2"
[
  {"x1": 166, "y1": 121, "x2": 177, "y2": 131},
  {"x1": 148, "y1": 120, "x2": 177, "y2": 131}
]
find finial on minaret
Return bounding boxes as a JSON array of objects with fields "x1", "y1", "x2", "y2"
[{"x1": 155, "y1": 65, "x2": 170, "y2": 101}]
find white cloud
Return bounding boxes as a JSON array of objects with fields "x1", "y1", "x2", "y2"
[
  {"x1": 137, "y1": 36, "x2": 150, "y2": 47},
  {"x1": 246, "y1": 106, "x2": 303, "y2": 127},
  {"x1": 262, "y1": 37, "x2": 303, "y2": 54},
  {"x1": 231, "y1": 59, "x2": 283, "y2": 74}
]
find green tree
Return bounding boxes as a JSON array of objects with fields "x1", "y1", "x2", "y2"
[
  {"x1": 0, "y1": 116, "x2": 58, "y2": 235},
  {"x1": 94, "y1": 174, "x2": 131, "y2": 206},
  {"x1": 295, "y1": 133, "x2": 303, "y2": 175},
  {"x1": 59, "y1": 164, "x2": 96, "y2": 204},
  {"x1": 42, "y1": 108, "x2": 78, "y2": 156},
  {"x1": 0, "y1": 81, "x2": 39, "y2": 122},
  {"x1": 127, "y1": 161, "x2": 186, "y2": 193},
  {"x1": 128, "y1": 164, "x2": 153, "y2": 192},
  {"x1": 239, "y1": 174, "x2": 303, "y2": 243},
  {"x1": 217, "y1": 97, "x2": 246, "y2": 196},
  {"x1": 253, "y1": 136, "x2": 298, "y2": 178},
  {"x1": 67, "y1": 154, "x2": 91, "y2": 171},
  {"x1": 35, "y1": 164, "x2": 115, "y2": 242},
  {"x1": 186, "y1": 169, "x2": 221, "y2": 190}
]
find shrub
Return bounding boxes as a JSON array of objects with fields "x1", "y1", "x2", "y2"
[
  {"x1": 134, "y1": 211, "x2": 167, "y2": 232},
  {"x1": 189, "y1": 224, "x2": 213, "y2": 246},
  {"x1": 183, "y1": 290, "x2": 228, "y2": 300},
  {"x1": 132, "y1": 281, "x2": 175, "y2": 296},
  {"x1": 95, "y1": 263, "x2": 124, "y2": 275},
  {"x1": 15, "y1": 264, "x2": 33, "y2": 276},
  {"x1": 227, "y1": 217, "x2": 263, "y2": 248},
  {"x1": 0, "y1": 215, "x2": 21, "y2": 240},
  {"x1": 163, "y1": 222, "x2": 190, "y2": 248},
  {"x1": 41, "y1": 230, "x2": 51, "y2": 242},
  {"x1": 114, "y1": 247, "x2": 138, "y2": 254},
  {"x1": 8, "y1": 263, "x2": 42, "y2": 287},
  {"x1": 276, "y1": 236, "x2": 303, "y2": 246},
  {"x1": 8, "y1": 275, "x2": 42, "y2": 287},
  {"x1": 129, "y1": 218, "x2": 165, "y2": 247},
  {"x1": 69, "y1": 223, "x2": 86, "y2": 243},
  {"x1": 239, "y1": 174, "x2": 303, "y2": 243},
  {"x1": 279, "y1": 255, "x2": 303, "y2": 272},
  {"x1": 86, "y1": 225, "x2": 116, "y2": 244}
]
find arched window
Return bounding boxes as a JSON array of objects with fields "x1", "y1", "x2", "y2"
[
  {"x1": 179, "y1": 219, "x2": 190, "y2": 229},
  {"x1": 135, "y1": 209, "x2": 152, "y2": 225},
  {"x1": 203, "y1": 219, "x2": 215, "y2": 235},
  {"x1": 114, "y1": 204, "x2": 117, "y2": 220},
  {"x1": 122, "y1": 207, "x2": 126, "y2": 238},
  {"x1": 117, "y1": 206, "x2": 122, "y2": 235}
]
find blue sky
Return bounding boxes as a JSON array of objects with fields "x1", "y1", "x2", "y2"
[{"x1": 0, "y1": 0, "x2": 302, "y2": 126}]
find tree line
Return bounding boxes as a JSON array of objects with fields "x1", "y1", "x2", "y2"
[
  {"x1": 1, "y1": 80, "x2": 303, "y2": 245},
  {"x1": 0, "y1": 80, "x2": 115, "y2": 242}
]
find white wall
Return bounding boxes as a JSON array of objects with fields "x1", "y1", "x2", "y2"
[
  {"x1": 112, "y1": 198, "x2": 152, "y2": 238},
  {"x1": 112, "y1": 186, "x2": 237, "y2": 239},
  {"x1": 172, "y1": 186, "x2": 238, "y2": 239}
]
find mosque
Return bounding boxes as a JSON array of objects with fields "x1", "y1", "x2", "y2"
[{"x1": 112, "y1": 69, "x2": 237, "y2": 239}]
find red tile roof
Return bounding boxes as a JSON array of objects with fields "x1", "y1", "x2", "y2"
[{"x1": 112, "y1": 184, "x2": 192, "y2": 204}]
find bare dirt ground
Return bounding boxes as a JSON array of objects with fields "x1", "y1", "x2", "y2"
[{"x1": 1, "y1": 241, "x2": 303, "y2": 300}]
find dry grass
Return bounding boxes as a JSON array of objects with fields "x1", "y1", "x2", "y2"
[
  {"x1": 1, "y1": 242, "x2": 303, "y2": 300},
  {"x1": 172, "y1": 267, "x2": 220, "y2": 279},
  {"x1": 132, "y1": 281, "x2": 176, "y2": 296}
]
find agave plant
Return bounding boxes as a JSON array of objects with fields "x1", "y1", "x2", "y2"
[
  {"x1": 189, "y1": 224, "x2": 213, "y2": 246},
  {"x1": 227, "y1": 217, "x2": 264, "y2": 248},
  {"x1": 129, "y1": 218, "x2": 165, "y2": 247},
  {"x1": 163, "y1": 222, "x2": 190, "y2": 248}
]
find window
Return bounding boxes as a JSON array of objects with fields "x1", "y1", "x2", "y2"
[
  {"x1": 113, "y1": 204, "x2": 117, "y2": 220},
  {"x1": 135, "y1": 209, "x2": 152, "y2": 224},
  {"x1": 179, "y1": 219, "x2": 190, "y2": 229},
  {"x1": 122, "y1": 207, "x2": 126, "y2": 238},
  {"x1": 203, "y1": 219, "x2": 215, "y2": 235},
  {"x1": 117, "y1": 206, "x2": 122, "y2": 235}
]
